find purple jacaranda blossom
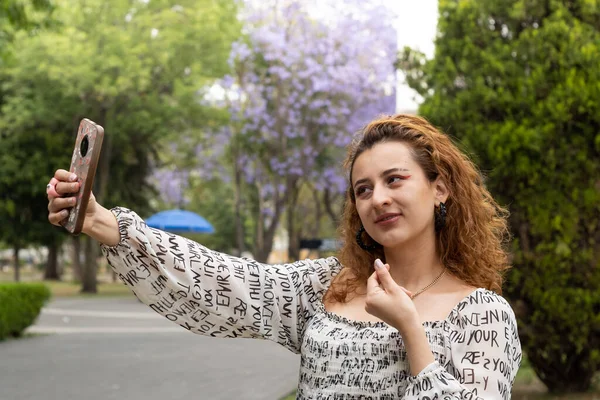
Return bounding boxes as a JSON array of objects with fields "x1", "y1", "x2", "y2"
[
  {"x1": 188, "y1": 0, "x2": 398, "y2": 245},
  {"x1": 150, "y1": 168, "x2": 191, "y2": 207},
  {"x1": 221, "y1": 74, "x2": 235, "y2": 89},
  {"x1": 261, "y1": 206, "x2": 275, "y2": 217}
]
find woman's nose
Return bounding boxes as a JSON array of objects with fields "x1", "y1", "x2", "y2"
[{"x1": 371, "y1": 185, "x2": 392, "y2": 208}]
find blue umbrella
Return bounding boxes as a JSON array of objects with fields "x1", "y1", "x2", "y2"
[{"x1": 145, "y1": 209, "x2": 215, "y2": 234}]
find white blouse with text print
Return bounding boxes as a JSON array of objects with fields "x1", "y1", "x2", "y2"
[{"x1": 100, "y1": 207, "x2": 522, "y2": 399}]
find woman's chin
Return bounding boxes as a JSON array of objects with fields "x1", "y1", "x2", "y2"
[
  {"x1": 377, "y1": 236, "x2": 409, "y2": 249},
  {"x1": 378, "y1": 230, "x2": 435, "y2": 251}
]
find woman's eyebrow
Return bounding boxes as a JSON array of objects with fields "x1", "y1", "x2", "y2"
[
  {"x1": 353, "y1": 168, "x2": 411, "y2": 188},
  {"x1": 381, "y1": 167, "x2": 410, "y2": 176}
]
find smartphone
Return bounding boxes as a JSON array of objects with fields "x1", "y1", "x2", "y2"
[{"x1": 60, "y1": 118, "x2": 104, "y2": 235}]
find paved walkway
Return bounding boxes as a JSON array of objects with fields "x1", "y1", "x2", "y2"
[{"x1": 0, "y1": 297, "x2": 300, "y2": 400}]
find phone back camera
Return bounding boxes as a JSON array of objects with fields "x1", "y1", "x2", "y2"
[{"x1": 80, "y1": 135, "x2": 89, "y2": 157}]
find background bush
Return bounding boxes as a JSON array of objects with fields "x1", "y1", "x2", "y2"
[{"x1": 0, "y1": 283, "x2": 51, "y2": 339}]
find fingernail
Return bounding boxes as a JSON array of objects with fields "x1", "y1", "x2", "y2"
[
  {"x1": 374, "y1": 259, "x2": 385, "y2": 269},
  {"x1": 69, "y1": 174, "x2": 77, "y2": 182}
]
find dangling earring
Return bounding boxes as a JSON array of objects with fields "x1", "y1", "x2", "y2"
[
  {"x1": 435, "y1": 202, "x2": 447, "y2": 232},
  {"x1": 355, "y1": 225, "x2": 380, "y2": 252}
]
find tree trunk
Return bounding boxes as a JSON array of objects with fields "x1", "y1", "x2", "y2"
[
  {"x1": 233, "y1": 161, "x2": 245, "y2": 257},
  {"x1": 254, "y1": 224, "x2": 278, "y2": 263},
  {"x1": 13, "y1": 245, "x2": 20, "y2": 282},
  {"x1": 43, "y1": 243, "x2": 60, "y2": 280},
  {"x1": 95, "y1": 108, "x2": 111, "y2": 201},
  {"x1": 254, "y1": 189, "x2": 285, "y2": 263},
  {"x1": 254, "y1": 184, "x2": 265, "y2": 261},
  {"x1": 323, "y1": 188, "x2": 341, "y2": 225},
  {"x1": 72, "y1": 235, "x2": 83, "y2": 282},
  {"x1": 81, "y1": 236, "x2": 98, "y2": 293},
  {"x1": 286, "y1": 186, "x2": 300, "y2": 262},
  {"x1": 312, "y1": 188, "x2": 321, "y2": 237}
]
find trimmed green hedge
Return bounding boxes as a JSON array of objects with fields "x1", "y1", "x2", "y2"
[{"x1": 0, "y1": 283, "x2": 51, "y2": 340}]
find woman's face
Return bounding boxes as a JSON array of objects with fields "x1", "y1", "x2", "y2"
[{"x1": 351, "y1": 141, "x2": 445, "y2": 249}]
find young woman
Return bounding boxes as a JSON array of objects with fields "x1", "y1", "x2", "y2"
[{"x1": 47, "y1": 114, "x2": 521, "y2": 399}]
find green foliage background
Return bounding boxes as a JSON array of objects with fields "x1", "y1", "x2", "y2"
[
  {"x1": 399, "y1": 0, "x2": 600, "y2": 392},
  {"x1": 0, "y1": 0, "x2": 241, "y2": 248}
]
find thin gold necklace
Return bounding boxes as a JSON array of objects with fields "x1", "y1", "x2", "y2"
[{"x1": 410, "y1": 269, "x2": 446, "y2": 300}]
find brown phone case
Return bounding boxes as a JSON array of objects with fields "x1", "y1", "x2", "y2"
[{"x1": 60, "y1": 118, "x2": 104, "y2": 235}]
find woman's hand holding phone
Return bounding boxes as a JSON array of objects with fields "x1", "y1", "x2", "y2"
[
  {"x1": 47, "y1": 169, "x2": 98, "y2": 233},
  {"x1": 47, "y1": 118, "x2": 120, "y2": 246},
  {"x1": 47, "y1": 169, "x2": 120, "y2": 246}
]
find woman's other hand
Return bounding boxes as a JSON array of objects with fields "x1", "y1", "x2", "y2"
[{"x1": 365, "y1": 259, "x2": 419, "y2": 334}]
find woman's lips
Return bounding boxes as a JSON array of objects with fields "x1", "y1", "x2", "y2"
[{"x1": 375, "y1": 213, "x2": 401, "y2": 225}]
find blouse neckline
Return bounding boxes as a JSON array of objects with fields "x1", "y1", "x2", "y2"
[{"x1": 316, "y1": 287, "x2": 486, "y2": 329}]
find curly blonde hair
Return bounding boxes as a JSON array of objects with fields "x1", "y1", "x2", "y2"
[{"x1": 326, "y1": 114, "x2": 511, "y2": 303}]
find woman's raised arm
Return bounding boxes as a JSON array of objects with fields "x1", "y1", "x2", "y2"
[{"x1": 100, "y1": 207, "x2": 342, "y2": 353}]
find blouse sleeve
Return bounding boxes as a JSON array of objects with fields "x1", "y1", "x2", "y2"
[
  {"x1": 404, "y1": 290, "x2": 522, "y2": 400},
  {"x1": 99, "y1": 207, "x2": 342, "y2": 354}
]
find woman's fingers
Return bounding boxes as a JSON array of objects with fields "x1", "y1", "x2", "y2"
[
  {"x1": 48, "y1": 196, "x2": 77, "y2": 213},
  {"x1": 48, "y1": 197, "x2": 70, "y2": 225},
  {"x1": 374, "y1": 259, "x2": 397, "y2": 293},
  {"x1": 54, "y1": 169, "x2": 78, "y2": 182},
  {"x1": 55, "y1": 181, "x2": 80, "y2": 196},
  {"x1": 48, "y1": 208, "x2": 69, "y2": 226},
  {"x1": 366, "y1": 270, "x2": 380, "y2": 293},
  {"x1": 47, "y1": 170, "x2": 78, "y2": 199},
  {"x1": 46, "y1": 177, "x2": 59, "y2": 198},
  {"x1": 367, "y1": 260, "x2": 395, "y2": 294},
  {"x1": 48, "y1": 181, "x2": 79, "y2": 199},
  {"x1": 47, "y1": 169, "x2": 79, "y2": 226}
]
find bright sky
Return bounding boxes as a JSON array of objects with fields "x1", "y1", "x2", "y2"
[{"x1": 390, "y1": 0, "x2": 438, "y2": 112}]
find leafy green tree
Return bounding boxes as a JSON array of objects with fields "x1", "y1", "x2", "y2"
[
  {"x1": 0, "y1": 107, "x2": 72, "y2": 280},
  {"x1": 184, "y1": 177, "x2": 251, "y2": 254},
  {"x1": 0, "y1": 0, "x2": 53, "y2": 61},
  {"x1": 0, "y1": 127, "x2": 69, "y2": 281},
  {"x1": 0, "y1": 0, "x2": 241, "y2": 290},
  {"x1": 398, "y1": 0, "x2": 600, "y2": 392},
  {"x1": 0, "y1": 0, "x2": 57, "y2": 281}
]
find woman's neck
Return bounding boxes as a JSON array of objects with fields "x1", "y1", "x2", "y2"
[{"x1": 383, "y1": 233, "x2": 445, "y2": 293}]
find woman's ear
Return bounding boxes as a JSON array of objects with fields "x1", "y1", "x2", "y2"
[{"x1": 434, "y1": 177, "x2": 449, "y2": 205}]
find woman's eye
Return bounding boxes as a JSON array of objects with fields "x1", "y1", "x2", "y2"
[
  {"x1": 355, "y1": 186, "x2": 371, "y2": 196},
  {"x1": 388, "y1": 176, "x2": 405, "y2": 184}
]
